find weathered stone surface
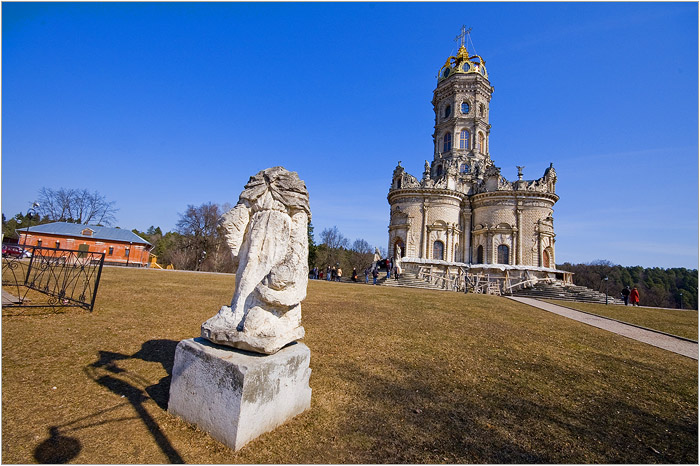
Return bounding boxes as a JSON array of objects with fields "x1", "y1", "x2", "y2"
[
  {"x1": 168, "y1": 338, "x2": 312, "y2": 451},
  {"x1": 202, "y1": 167, "x2": 310, "y2": 354}
]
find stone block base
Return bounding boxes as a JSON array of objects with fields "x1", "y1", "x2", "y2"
[{"x1": 168, "y1": 338, "x2": 311, "y2": 451}]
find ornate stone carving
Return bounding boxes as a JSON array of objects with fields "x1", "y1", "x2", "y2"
[{"x1": 201, "y1": 167, "x2": 310, "y2": 355}]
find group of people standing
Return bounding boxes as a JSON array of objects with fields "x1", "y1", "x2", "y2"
[
  {"x1": 310, "y1": 265, "x2": 343, "y2": 281},
  {"x1": 309, "y1": 257, "x2": 401, "y2": 286},
  {"x1": 621, "y1": 286, "x2": 640, "y2": 306}
]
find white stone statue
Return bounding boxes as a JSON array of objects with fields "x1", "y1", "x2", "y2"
[{"x1": 201, "y1": 167, "x2": 310, "y2": 354}]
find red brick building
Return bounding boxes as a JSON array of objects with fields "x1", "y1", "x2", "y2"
[{"x1": 17, "y1": 222, "x2": 152, "y2": 267}]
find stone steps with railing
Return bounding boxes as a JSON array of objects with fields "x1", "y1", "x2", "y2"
[
  {"x1": 508, "y1": 282, "x2": 624, "y2": 304},
  {"x1": 378, "y1": 271, "x2": 447, "y2": 291}
]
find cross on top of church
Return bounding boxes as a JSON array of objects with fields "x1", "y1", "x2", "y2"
[{"x1": 455, "y1": 25, "x2": 472, "y2": 49}]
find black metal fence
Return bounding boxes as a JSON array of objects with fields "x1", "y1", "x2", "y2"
[{"x1": 2, "y1": 246, "x2": 105, "y2": 312}]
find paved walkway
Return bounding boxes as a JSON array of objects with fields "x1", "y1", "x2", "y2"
[
  {"x1": 2, "y1": 290, "x2": 21, "y2": 305},
  {"x1": 509, "y1": 297, "x2": 698, "y2": 360}
]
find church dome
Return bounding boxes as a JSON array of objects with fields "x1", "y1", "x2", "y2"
[{"x1": 438, "y1": 44, "x2": 488, "y2": 82}]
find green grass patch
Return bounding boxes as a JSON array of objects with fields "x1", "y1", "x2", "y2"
[
  {"x1": 541, "y1": 300, "x2": 698, "y2": 341},
  {"x1": 2, "y1": 267, "x2": 697, "y2": 463}
]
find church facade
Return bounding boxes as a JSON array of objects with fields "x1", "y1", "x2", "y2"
[{"x1": 387, "y1": 35, "x2": 563, "y2": 286}]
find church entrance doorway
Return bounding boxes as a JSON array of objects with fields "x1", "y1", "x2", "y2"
[{"x1": 543, "y1": 248, "x2": 551, "y2": 268}]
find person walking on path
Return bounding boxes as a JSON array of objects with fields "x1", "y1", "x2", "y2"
[
  {"x1": 352, "y1": 267, "x2": 358, "y2": 282},
  {"x1": 326, "y1": 265, "x2": 331, "y2": 281},
  {"x1": 386, "y1": 259, "x2": 392, "y2": 278},
  {"x1": 630, "y1": 286, "x2": 640, "y2": 306},
  {"x1": 621, "y1": 286, "x2": 631, "y2": 306},
  {"x1": 336, "y1": 267, "x2": 342, "y2": 282},
  {"x1": 372, "y1": 267, "x2": 379, "y2": 285},
  {"x1": 364, "y1": 268, "x2": 369, "y2": 284}
]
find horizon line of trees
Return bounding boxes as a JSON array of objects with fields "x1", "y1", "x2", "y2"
[{"x1": 558, "y1": 260, "x2": 698, "y2": 310}]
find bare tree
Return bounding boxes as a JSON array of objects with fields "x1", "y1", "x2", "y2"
[
  {"x1": 175, "y1": 202, "x2": 234, "y2": 272},
  {"x1": 37, "y1": 187, "x2": 118, "y2": 225},
  {"x1": 320, "y1": 226, "x2": 350, "y2": 250},
  {"x1": 347, "y1": 238, "x2": 375, "y2": 274},
  {"x1": 351, "y1": 239, "x2": 373, "y2": 255}
]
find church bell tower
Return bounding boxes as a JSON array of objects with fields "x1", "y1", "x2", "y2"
[{"x1": 431, "y1": 26, "x2": 494, "y2": 179}]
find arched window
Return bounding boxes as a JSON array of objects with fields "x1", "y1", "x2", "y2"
[
  {"x1": 433, "y1": 241, "x2": 444, "y2": 260},
  {"x1": 443, "y1": 132, "x2": 452, "y2": 152},
  {"x1": 476, "y1": 245, "x2": 484, "y2": 264},
  {"x1": 497, "y1": 245, "x2": 509, "y2": 264},
  {"x1": 444, "y1": 105, "x2": 451, "y2": 119},
  {"x1": 436, "y1": 164, "x2": 443, "y2": 177},
  {"x1": 459, "y1": 129, "x2": 470, "y2": 149},
  {"x1": 396, "y1": 178, "x2": 402, "y2": 189},
  {"x1": 477, "y1": 132, "x2": 485, "y2": 154}
]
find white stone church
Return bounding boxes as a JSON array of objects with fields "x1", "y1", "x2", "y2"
[{"x1": 387, "y1": 31, "x2": 572, "y2": 292}]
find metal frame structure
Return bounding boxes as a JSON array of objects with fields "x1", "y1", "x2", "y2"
[{"x1": 2, "y1": 245, "x2": 105, "y2": 312}]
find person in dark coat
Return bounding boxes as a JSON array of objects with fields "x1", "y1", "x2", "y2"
[{"x1": 621, "y1": 286, "x2": 631, "y2": 306}]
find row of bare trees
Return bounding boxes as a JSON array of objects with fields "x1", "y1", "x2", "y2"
[
  {"x1": 5, "y1": 187, "x2": 384, "y2": 275},
  {"x1": 310, "y1": 225, "x2": 385, "y2": 278},
  {"x1": 37, "y1": 187, "x2": 118, "y2": 226}
]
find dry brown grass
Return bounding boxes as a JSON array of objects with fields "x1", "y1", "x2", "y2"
[
  {"x1": 2, "y1": 266, "x2": 697, "y2": 463},
  {"x1": 541, "y1": 300, "x2": 698, "y2": 341}
]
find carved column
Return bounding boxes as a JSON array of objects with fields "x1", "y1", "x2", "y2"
[
  {"x1": 486, "y1": 228, "x2": 493, "y2": 264},
  {"x1": 451, "y1": 225, "x2": 457, "y2": 262},
  {"x1": 460, "y1": 209, "x2": 467, "y2": 263},
  {"x1": 537, "y1": 221, "x2": 544, "y2": 267},
  {"x1": 421, "y1": 200, "x2": 427, "y2": 259},
  {"x1": 516, "y1": 208, "x2": 523, "y2": 265}
]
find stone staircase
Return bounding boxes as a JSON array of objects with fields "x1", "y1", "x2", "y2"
[
  {"x1": 508, "y1": 282, "x2": 624, "y2": 305},
  {"x1": 337, "y1": 270, "x2": 446, "y2": 291},
  {"x1": 378, "y1": 271, "x2": 447, "y2": 291},
  {"x1": 336, "y1": 270, "x2": 623, "y2": 304}
]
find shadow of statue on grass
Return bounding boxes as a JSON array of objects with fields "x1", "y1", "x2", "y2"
[
  {"x1": 84, "y1": 339, "x2": 183, "y2": 463},
  {"x1": 33, "y1": 339, "x2": 183, "y2": 464}
]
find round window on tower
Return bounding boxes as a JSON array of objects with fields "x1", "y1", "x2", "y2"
[
  {"x1": 442, "y1": 67, "x2": 451, "y2": 79},
  {"x1": 461, "y1": 101, "x2": 470, "y2": 114},
  {"x1": 462, "y1": 62, "x2": 471, "y2": 72}
]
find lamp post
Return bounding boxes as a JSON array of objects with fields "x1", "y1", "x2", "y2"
[
  {"x1": 604, "y1": 276, "x2": 609, "y2": 305},
  {"x1": 21, "y1": 202, "x2": 40, "y2": 251}
]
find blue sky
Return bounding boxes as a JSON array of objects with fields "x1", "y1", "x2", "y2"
[{"x1": 2, "y1": 2, "x2": 698, "y2": 269}]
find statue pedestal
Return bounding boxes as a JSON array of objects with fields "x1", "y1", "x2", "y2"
[{"x1": 168, "y1": 338, "x2": 311, "y2": 451}]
